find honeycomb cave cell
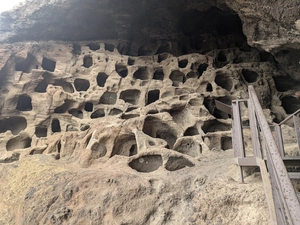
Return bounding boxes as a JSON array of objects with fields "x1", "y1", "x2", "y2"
[
  {"x1": 51, "y1": 119, "x2": 61, "y2": 133},
  {"x1": 68, "y1": 109, "x2": 83, "y2": 119},
  {"x1": 201, "y1": 120, "x2": 231, "y2": 133},
  {"x1": 16, "y1": 95, "x2": 32, "y2": 111},
  {"x1": 273, "y1": 76, "x2": 299, "y2": 92},
  {"x1": 109, "y1": 108, "x2": 123, "y2": 116},
  {"x1": 15, "y1": 53, "x2": 39, "y2": 73},
  {"x1": 0, "y1": 117, "x2": 27, "y2": 135},
  {"x1": 42, "y1": 57, "x2": 56, "y2": 72},
  {"x1": 204, "y1": 97, "x2": 230, "y2": 119},
  {"x1": 184, "y1": 127, "x2": 199, "y2": 136},
  {"x1": 281, "y1": 96, "x2": 300, "y2": 114},
  {"x1": 120, "y1": 89, "x2": 141, "y2": 105},
  {"x1": 90, "y1": 143, "x2": 107, "y2": 159},
  {"x1": 74, "y1": 78, "x2": 90, "y2": 91},
  {"x1": 174, "y1": 139, "x2": 202, "y2": 157},
  {"x1": 84, "y1": 102, "x2": 93, "y2": 112},
  {"x1": 242, "y1": 69, "x2": 259, "y2": 83},
  {"x1": 99, "y1": 91, "x2": 117, "y2": 105},
  {"x1": 214, "y1": 51, "x2": 228, "y2": 68},
  {"x1": 215, "y1": 71, "x2": 232, "y2": 91},
  {"x1": 157, "y1": 53, "x2": 168, "y2": 63},
  {"x1": 133, "y1": 67, "x2": 150, "y2": 80},
  {"x1": 143, "y1": 116, "x2": 177, "y2": 148},
  {"x1": 186, "y1": 71, "x2": 198, "y2": 79},
  {"x1": 165, "y1": 156, "x2": 194, "y2": 171},
  {"x1": 156, "y1": 42, "x2": 172, "y2": 54},
  {"x1": 35, "y1": 127, "x2": 47, "y2": 137},
  {"x1": 72, "y1": 43, "x2": 81, "y2": 55},
  {"x1": 111, "y1": 134, "x2": 137, "y2": 157},
  {"x1": 127, "y1": 57, "x2": 135, "y2": 65},
  {"x1": 91, "y1": 109, "x2": 105, "y2": 119},
  {"x1": 146, "y1": 90, "x2": 160, "y2": 105},
  {"x1": 197, "y1": 63, "x2": 208, "y2": 78},
  {"x1": 105, "y1": 43, "x2": 115, "y2": 52},
  {"x1": 87, "y1": 43, "x2": 100, "y2": 51},
  {"x1": 115, "y1": 63, "x2": 128, "y2": 78},
  {"x1": 206, "y1": 83, "x2": 213, "y2": 92},
  {"x1": 153, "y1": 69, "x2": 164, "y2": 80},
  {"x1": 83, "y1": 55, "x2": 93, "y2": 68},
  {"x1": 54, "y1": 100, "x2": 74, "y2": 113},
  {"x1": 178, "y1": 59, "x2": 188, "y2": 68},
  {"x1": 53, "y1": 80, "x2": 74, "y2": 93},
  {"x1": 129, "y1": 155, "x2": 163, "y2": 173},
  {"x1": 170, "y1": 71, "x2": 186, "y2": 87},
  {"x1": 97, "y1": 72, "x2": 108, "y2": 87},
  {"x1": 34, "y1": 80, "x2": 48, "y2": 93},
  {"x1": 6, "y1": 135, "x2": 32, "y2": 151},
  {"x1": 221, "y1": 136, "x2": 232, "y2": 150}
]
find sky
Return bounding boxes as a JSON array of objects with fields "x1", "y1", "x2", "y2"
[{"x1": 0, "y1": 0, "x2": 26, "y2": 13}]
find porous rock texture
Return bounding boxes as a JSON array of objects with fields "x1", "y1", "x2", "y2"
[{"x1": 0, "y1": 0, "x2": 299, "y2": 224}]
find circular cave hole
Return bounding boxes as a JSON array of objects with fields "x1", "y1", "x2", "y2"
[
  {"x1": 128, "y1": 57, "x2": 135, "y2": 65},
  {"x1": 120, "y1": 89, "x2": 141, "y2": 105},
  {"x1": 109, "y1": 108, "x2": 123, "y2": 116},
  {"x1": 97, "y1": 72, "x2": 108, "y2": 87},
  {"x1": 105, "y1": 43, "x2": 115, "y2": 52},
  {"x1": 242, "y1": 69, "x2": 259, "y2": 83},
  {"x1": 157, "y1": 53, "x2": 168, "y2": 63},
  {"x1": 281, "y1": 96, "x2": 300, "y2": 114},
  {"x1": 87, "y1": 43, "x2": 100, "y2": 51},
  {"x1": 186, "y1": 71, "x2": 198, "y2": 79},
  {"x1": 74, "y1": 79, "x2": 90, "y2": 91},
  {"x1": 0, "y1": 117, "x2": 27, "y2": 135},
  {"x1": 146, "y1": 90, "x2": 160, "y2": 105},
  {"x1": 178, "y1": 59, "x2": 188, "y2": 68},
  {"x1": 35, "y1": 127, "x2": 47, "y2": 138},
  {"x1": 133, "y1": 67, "x2": 150, "y2": 80},
  {"x1": 217, "y1": 51, "x2": 227, "y2": 62},
  {"x1": 115, "y1": 64, "x2": 128, "y2": 78},
  {"x1": 184, "y1": 127, "x2": 199, "y2": 136},
  {"x1": 68, "y1": 109, "x2": 83, "y2": 119},
  {"x1": 215, "y1": 71, "x2": 232, "y2": 91},
  {"x1": 83, "y1": 55, "x2": 93, "y2": 68},
  {"x1": 6, "y1": 135, "x2": 32, "y2": 151},
  {"x1": 16, "y1": 95, "x2": 32, "y2": 111},
  {"x1": 91, "y1": 109, "x2": 105, "y2": 119},
  {"x1": 170, "y1": 71, "x2": 186, "y2": 87},
  {"x1": 99, "y1": 91, "x2": 117, "y2": 105},
  {"x1": 84, "y1": 102, "x2": 93, "y2": 112},
  {"x1": 129, "y1": 155, "x2": 163, "y2": 173},
  {"x1": 206, "y1": 83, "x2": 213, "y2": 92},
  {"x1": 221, "y1": 136, "x2": 232, "y2": 150},
  {"x1": 111, "y1": 134, "x2": 137, "y2": 157},
  {"x1": 273, "y1": 76, "x2": 296, "y2": 92},
  {"x1": 53, "y1": 80, "x2": 74, "y2": 93},
  {"x1": 153, "y1": 69, "x2": 164, "y2": 80},
  {"x1": 197, "y1": 63, "x2": 208, "y2": 78},
  {"x1": 165, "y1": 156, "x2": 194, "y2": 171}
]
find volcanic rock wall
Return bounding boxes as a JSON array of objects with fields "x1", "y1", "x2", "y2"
[{"x1": 0, "y1": 1, "x2": 299, "y2": 224}]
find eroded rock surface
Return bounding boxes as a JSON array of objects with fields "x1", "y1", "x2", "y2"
[{"x1": 0, "y1": 1, "x2": 299, "y2": 225}]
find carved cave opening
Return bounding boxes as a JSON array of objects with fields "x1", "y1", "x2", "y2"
[
  {"x1": 42, "y1": 57, "x2": 56, "y2": 72},
  {"x1": 16, "y1": 95, "x2": 32, "y2": 111}
]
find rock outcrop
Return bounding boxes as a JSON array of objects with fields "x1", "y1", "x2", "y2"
[{"x1": 0, "y1": 0, "x2": 299, "y2": 224}]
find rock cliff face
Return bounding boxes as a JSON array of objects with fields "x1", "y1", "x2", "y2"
[{"x1": 0, "y1": 0, "x2": 299, "y2": 224}]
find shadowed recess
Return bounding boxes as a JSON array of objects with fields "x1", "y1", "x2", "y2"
[{"x1": 129, "y1": 155, "x2": 163, "y2": 173}]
